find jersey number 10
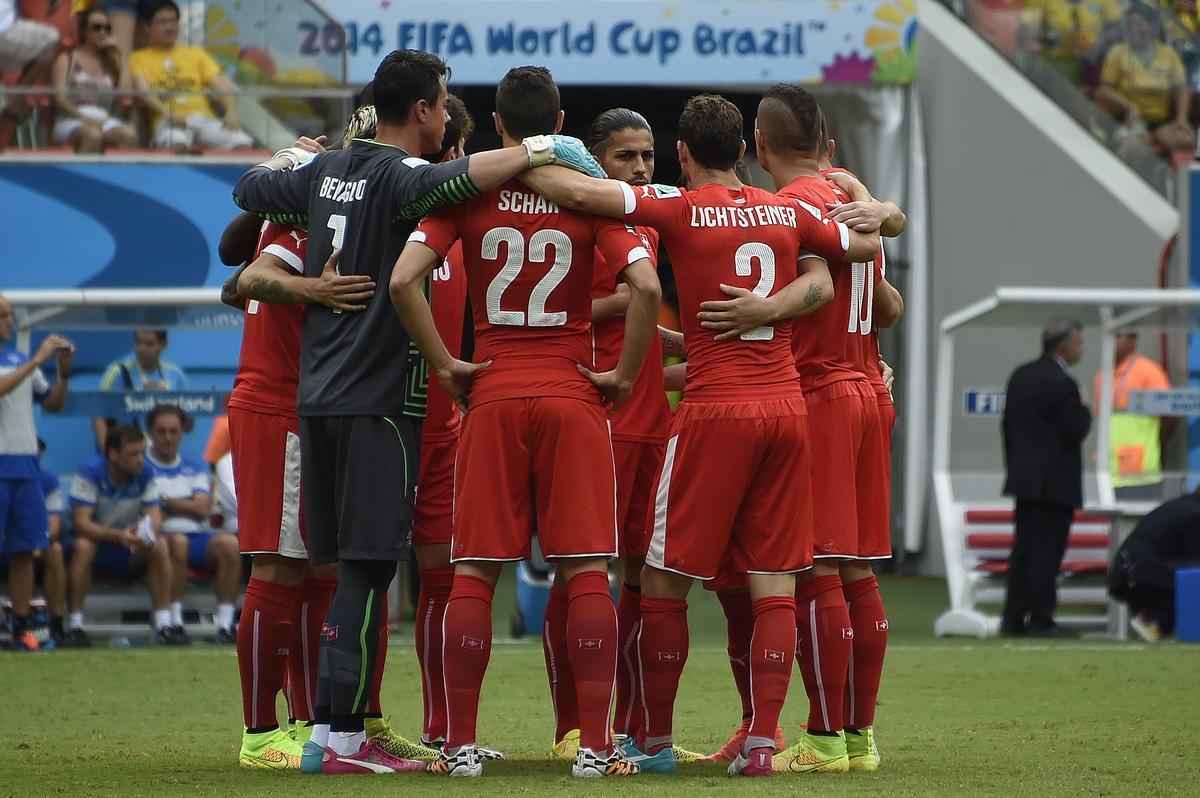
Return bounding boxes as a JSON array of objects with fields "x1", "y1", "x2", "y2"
[{"x1": 848, "y1": 262, "x2": 874, "y2": 336}]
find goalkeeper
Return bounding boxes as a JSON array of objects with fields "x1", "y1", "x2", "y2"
[{"x1": 231, "y1": 49, "x2": 604, "y2": 775}]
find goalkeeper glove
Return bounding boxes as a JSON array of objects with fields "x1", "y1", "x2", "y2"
[{"x1": 523, "y1": 135, "x2": 608, "y2": 179}]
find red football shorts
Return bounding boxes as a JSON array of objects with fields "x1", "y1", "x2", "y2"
[
  {"x1": 645, "y1": 398, "x2": 813, "y2": 581},
  {"x1": 806, "y1": 380, "x2": 891, "y2": 560},
  {"x1": 412, "y1": 434, "x2": 457, "y2": 546},
  {"x1": 451, "y1": 397, "x2": 618, "y2": 562},
  {"x1": 612, "y1": 439, "x2": 665, "y2": 559},
  {"x1": 228, "y1": 407, "x2": 307, "y2": 559}
]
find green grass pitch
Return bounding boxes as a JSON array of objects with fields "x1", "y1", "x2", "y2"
[{"x1": 4, "y1": 575, "x2": 1198, "y2": 796}]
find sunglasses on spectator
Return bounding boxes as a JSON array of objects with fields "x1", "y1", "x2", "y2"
[{"x1": 90, "y1": 23, "x2": 113, "y2": 33}]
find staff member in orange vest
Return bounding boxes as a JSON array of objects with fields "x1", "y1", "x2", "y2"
[{"x1": 1093, "y1": 330, "x2": 1171, "y2": 501}]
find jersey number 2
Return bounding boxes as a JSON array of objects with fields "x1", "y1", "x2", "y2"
[
  {"x1": 482, "y1": 226, "x2": 571, "y2": 327},
  {"x1": 734, "y1": 242, "x2": 776, "y2": 341}
]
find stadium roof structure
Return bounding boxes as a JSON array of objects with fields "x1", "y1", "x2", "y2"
[{"x1": 940, "y1": 286, "x2": 1200, "y2": 334}]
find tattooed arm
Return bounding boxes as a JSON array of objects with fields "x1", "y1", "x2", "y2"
[
  {"x1": 697, "y1": 256, "x2": 833, "y2": 342},
  {"x1": 238, "y1": 248, "x2": 376, "y2": 312}
]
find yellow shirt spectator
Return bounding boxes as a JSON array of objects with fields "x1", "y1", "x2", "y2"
[
  {"x1": 1100, "y1": 41, "x2": 1187, "y2": 123},
  {"x1": 1024, "y1": 0, "x2": 1123, "y2": 59},
  {"x1": 129, "y1": 45, "x2": 222, "y2": 123}
]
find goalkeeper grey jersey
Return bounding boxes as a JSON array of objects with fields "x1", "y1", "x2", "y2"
[{"x1": 233, "y1": 139, "x2": 478, "y2": 418}]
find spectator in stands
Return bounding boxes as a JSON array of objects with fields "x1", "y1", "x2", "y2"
[
  {"x1": 0, "y1": 0, "x2": 60, "y2": 102},
  {"x1": 1021, "y1": 0, "x2": 1123, "y2": 82},
  {"x1": 72, "y1": 0, "x2": 150, "y2": 58},
  {"x1": 1093, "y1": 330, "x2": 1172, "y2": 500},
  {"x1": 0, "y1": 296, "x2": 72, "y2": 652},
  {"x1": 1108, "y1": 486, "x2": 1200, "y2": 640},
  {"x1": 146, "y1": 405, "x2": 241, "y2": 643},
  {"x1": 36, "y1": 438, "x2": 68, "y2": 647},
  {"x1": 66, "y1": 424, "x2": 178, "y2": 646},
  {"x1": 1000, "y1": 319, "x2": 1092, "y2": 638},
  {"x1": 1098, "y1": 3, "x2": 1195, "y2": 157},
  {"x1": 129, "y1": 0, "x2": 252, "y2": 151},
  {"x1": 92, "y1": 328, "x2": 188, "y2": 451},
  {"x1": 1163, "y1": 0, "x2": 1200, "y2": 93},
  {"x1": 51, "y1": 5, "x2": 137, "y2": 152}
]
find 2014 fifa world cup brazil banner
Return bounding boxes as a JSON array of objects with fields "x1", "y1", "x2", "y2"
[{"x1": 207, "y1": 0, "x2": 917, "y2": 86}]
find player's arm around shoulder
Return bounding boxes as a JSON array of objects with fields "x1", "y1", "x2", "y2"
[
  {"x1": 519, "y1": 165, "x2": 629, "y2": 220},
  {"x1": 698, "y1": 256, "x2": 833, "y2": 342},
  {"x1": 824, "y1": 171, "x2": 907, "y2": 238},
  {"x1": 239, "y1": 248, "x2": 375, "y2": 313}
]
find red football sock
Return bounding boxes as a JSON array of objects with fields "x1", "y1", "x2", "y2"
[
  {"x1": 843, "y1": 575, "x2": 888, "y2": 730},
  {"x1": 747, "y1": 596, "x2": 796, "y2": 750},
  {"x1": 637, "y1": 596, "x2": 688, "y2": 754},
  {"x1": 416, "y1": 567, "x2": 454, "y2": 740},
  {"x1": 542, "y1": 576, "x2": 577, "y2": 742},
  {"x1": 287, "y1": 575, "x2": 335, "y2": 723},
  {"x1": 366, "y1": 601, "x2": 389, "y2": 716},
  {"x1": 716, "y1": 589, "x2": 755, "y2": 722},
  {"x1": 566, "y1": 571, "x2": 618, "y2": 753},
  {"x1": 795, "y1": 575, "x2": 851, "y2": 733},
  {"x1": 613, "y1": 582, "x2": 643, "y2": 737},
  {"x1": 443, "y1": 573, "x2": 495, "y2": 749},
  {"x1": 238, "y1": 577, "x2": 298, "y2": 730}
]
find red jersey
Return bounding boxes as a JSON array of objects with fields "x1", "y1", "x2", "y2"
[
  {"x1": 820, "y1": 167, "x2": 891, "y2": 403},
  {"x1": 620, "y1": 181, "x2": 849, "y2": 402},
  {"x1": 591, "y1": 225, "x2": 670, "y2": 442},
  {"x1": 414, "y1": 180, "x2": 649, "y2": 407},
  {"x1": 227, "y1": 222, "x2": 306, "y2": 417},
  {"x1": 779, "y1": 175, "x2": 878, "y2": 392},
  {"x1": 422, "y1": 242, "x2": 468, "y2": 441}
]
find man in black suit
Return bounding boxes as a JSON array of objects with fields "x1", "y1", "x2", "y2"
[{"x1": 1001, "y1": 320, "x2": 1092, "y2": 637}]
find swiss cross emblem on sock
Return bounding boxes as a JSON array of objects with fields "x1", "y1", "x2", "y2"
[
  {"x1": 657, "y1": 650, "x2": 682, "y2": 662},
  {"x1": 764, "y1": 649, "x2": 786, "y2": 663},
  {"x1": 460, "y1": 636, "x2": 487, "y2": 650},
  {"x1": 577, "y1": 638, "x2": 603, "y2": 650}
]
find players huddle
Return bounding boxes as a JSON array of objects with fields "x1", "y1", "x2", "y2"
[{"x1": 222, "y1": 48, "x2": 905, "y2": 779}]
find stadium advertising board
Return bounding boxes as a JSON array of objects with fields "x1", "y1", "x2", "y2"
[{"x1": 207, "y1": 0, "x2": 917, "y2": 87}]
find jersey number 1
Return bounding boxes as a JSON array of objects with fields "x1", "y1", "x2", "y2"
[{"x1": 327, "y1": 214, "x2": 347, "y2": 314}]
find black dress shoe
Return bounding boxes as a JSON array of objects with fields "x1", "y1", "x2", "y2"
[
  {"x1": 1027, "y1": 623, "x2": 1078, "y2": 639},
  {"x1": 999, "y1": 622, "x2": 1027, "y2": 637}
]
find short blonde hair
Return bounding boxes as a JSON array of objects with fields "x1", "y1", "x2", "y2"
[{"x1": 343, "y1": 105, "x2": 378, "y2": 147}]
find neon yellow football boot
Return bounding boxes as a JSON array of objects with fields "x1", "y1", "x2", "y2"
[
  {"x1": 364, "y1": 716, "x2": 441, "y2": 762},
  {"x1": 845, "y1": 727, "x2": 880, "y2": 772},
  {"x1": 772, "y1": 731, "x2": 850, "y2": 774},
  {"x1": 239, "y1": 727, "x2": 304, "y2": 770}
]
